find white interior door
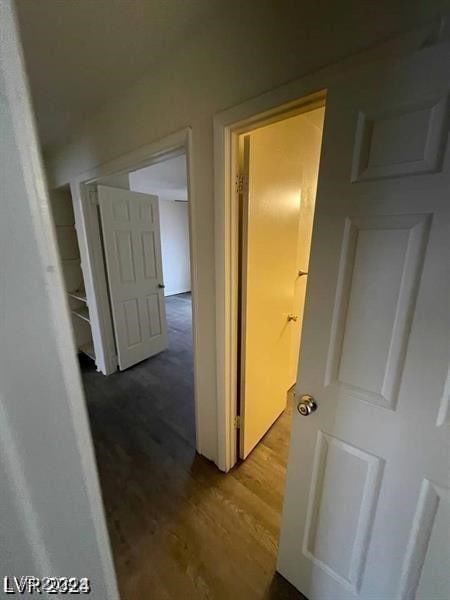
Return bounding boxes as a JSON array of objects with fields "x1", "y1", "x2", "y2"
[
  {"x1": 98, "y1": 185, "x2": 168, "y2": 370},
  {"x1": 278, "y1": 42, "x2": 450, "y2": 600}
]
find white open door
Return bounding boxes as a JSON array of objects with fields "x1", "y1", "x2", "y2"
[
  {"x1": 98, "y1": 185, "x2": 168, "y2": 370},
  {"x1": 278, "y1": 41, "x2": 450, "y2": 600}
]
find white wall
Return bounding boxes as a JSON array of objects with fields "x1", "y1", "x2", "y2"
[
  {"x1": 158, "y1": 200, "x2": 191, "y2": 296},
  {"x1": 0, "y1": 3, "x2": 117, "y2": 595},
  {"x1": 129, "y1": 160, "x2": 191, "y2": 297},
  {"x1": 44, "y1": 1, "x2": 448, "y2": 464}
]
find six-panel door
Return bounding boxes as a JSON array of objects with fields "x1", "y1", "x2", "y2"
[
  {"x1": 278, "y1": 42, "x2": 450, "y2": 600},
  {"x1": 98, "y1": 185, "x2": 168, "y2": 370}
]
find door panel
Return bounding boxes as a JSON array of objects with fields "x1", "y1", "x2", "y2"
[
  {"x1": 98, "y1": 185, "x2": 168, "y2": 370},
  {"x1": 398, "y1": 480, "x2": 450, "y2": 600},
  {"x1": 303, "y1": 432, "x2": 383, "y2": 594},
  {"x1": 278, "y1": 42, "x2": 450, "y2": 600},
  {"x1": 327, "y1": 214, "x2": 430, "y2": 409}
]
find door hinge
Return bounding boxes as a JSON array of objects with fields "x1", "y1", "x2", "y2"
[
  {"x1": 234, "y1": 415, "x2": 241, "y2": 429},
  {"x1": 235, "y1": 174, "x2": 248, "y2": 195}
]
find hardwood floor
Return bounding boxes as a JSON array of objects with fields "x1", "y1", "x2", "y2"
[{"x1": 80, "y1": 293, "x2": 304, "y2": 600}]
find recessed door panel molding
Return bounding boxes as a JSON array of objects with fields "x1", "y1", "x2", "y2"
[
  {"x1": 139, "y1": 199, "x2": 154, "y2": 224},
  {"x1": 325, "y1": 213, "x2": 431, "y2": 410},
  {"x1": 141, "y1": 231, "x2": 157, "y2": 279},
  {"x1": 303, "y1": 432, "x2": 384, "y2": 593},
  {"x1": 397, "y1": 480, "x2": 450, "y2": 600},
  {"x1": 351, "y1": 95, "x2": 449, "y2": 182},
  {"x1": 146, "y1": 294, "x2": 162, "y2": 337},
  {"x1": 112, "y1": 198, "x2": 131, "y2": 222},
  {"x1": 98, "y1": 185, "x2": 168, "y2": 370},
  {"x1": 115, "y1": 230, "x2": 136, "y2": 284},
  {"x1": 122, "y1": 298, "x2": 142, "y2": 348}
]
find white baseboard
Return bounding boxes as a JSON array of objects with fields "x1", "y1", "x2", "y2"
[{"x1": 164, "y1": 288, "x2": 191, "y2": 297}]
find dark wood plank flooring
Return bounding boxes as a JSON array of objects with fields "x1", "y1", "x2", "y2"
[{"x1": 80, "y1": 293, "x2": 304, "y2": 600}]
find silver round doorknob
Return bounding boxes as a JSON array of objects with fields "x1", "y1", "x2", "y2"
[{"x1": 297, "y1": 395, "x2": 317, "y2": 416}]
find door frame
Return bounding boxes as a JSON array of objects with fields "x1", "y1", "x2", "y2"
[
  {"x1": 69, "y1": 127, "x2": 204, "y2": 453},
  {"x1": 214, "y1": 91, "x2": 326, "y2": 471},
  {"x1": 213, "y1": 25, "x2": 435, "y2": 472}
]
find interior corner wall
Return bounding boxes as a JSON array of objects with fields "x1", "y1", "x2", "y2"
[{"x1": 43, "y1": 1, "x2": 446, "y2": 465}]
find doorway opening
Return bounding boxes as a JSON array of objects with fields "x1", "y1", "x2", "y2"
[
  {"x1": 49, "y1": 150, "x2": 197, "y2": 447},
  {"x1": 236, "y1": 104, "x2": 325, "y2": 460},
  {"x1": 214, "y1": 90, "x2": 327, "y2": 472}
]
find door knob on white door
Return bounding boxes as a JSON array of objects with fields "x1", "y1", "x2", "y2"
[{"x1": 297, "y1": 395, "x2": 317, "y2": 416}]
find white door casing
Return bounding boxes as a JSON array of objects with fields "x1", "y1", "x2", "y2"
[
  {"x1": 98, "y1": 185, "x2": 168, "y2": 370},
  {"x1": 278, "y1": 42, "x2": 450, "y2": 600}
]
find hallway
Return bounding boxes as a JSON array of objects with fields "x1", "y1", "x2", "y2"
[{"x1": 80, "y1": 293, "x2": 302, "y2": 600}]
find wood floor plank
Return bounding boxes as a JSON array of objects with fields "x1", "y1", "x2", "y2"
[{"x1": 80, "y1": 293, "x2": 306, "y2": 600}]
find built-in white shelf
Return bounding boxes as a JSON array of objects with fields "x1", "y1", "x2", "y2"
[
  {"x1": 72, "y1": 306, "x2": 90, "y2": 323},
  {"x1": 79, "y1": 343, "x2": 95, "y2": 361},
  {"x1": 68, "y1": 289, "x2": 87, "y2": 303}
]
